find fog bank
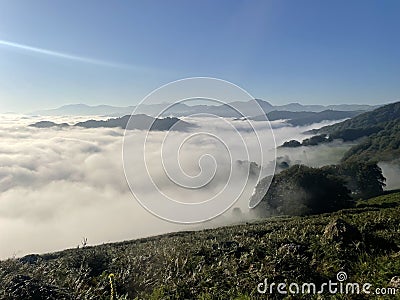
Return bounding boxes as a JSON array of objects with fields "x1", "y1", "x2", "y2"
[{"x1": 0, "y1": 115, "x2": 348, "y2": 258}]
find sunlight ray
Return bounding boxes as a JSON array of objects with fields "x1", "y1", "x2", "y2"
[{"x1": 0, "y1": 39, "x2": 130, "y2": 69}]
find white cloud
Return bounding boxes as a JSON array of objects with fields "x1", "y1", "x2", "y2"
[{"x1": 0, "y1": 114, "x2": 341, "y2": 258}]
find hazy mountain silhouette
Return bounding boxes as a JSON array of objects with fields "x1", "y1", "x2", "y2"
[
  {"x1": 29, "y1": 121, "x2": 70, "y2": 128},
  {"x1": 30, "y1": 115, "x2": 195, "y2": 131},
  {"x1": 251, "y1": 109, "x2": 364, "y2": 126},
  {"x1": 31, "y1": 100, "x2": 379, "y2": 117}
]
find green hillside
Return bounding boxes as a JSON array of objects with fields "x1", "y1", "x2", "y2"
[
  {"x1": 282, "y1": 102, "x2": 400, "y2": 163},
  {"x1": 1, "y1": 193, "x2": 399, "y2": 299},
  {"x1": 341, "y1": 120, "x2": 400, "y2": 162}
]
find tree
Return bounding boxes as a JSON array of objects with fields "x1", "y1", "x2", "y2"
[
  {"x1": 253, "y1": 165, "x2": 353, "y2": 217},
  {"x1": 322, "y1": 162, "x2": 386, "y2": 199}
]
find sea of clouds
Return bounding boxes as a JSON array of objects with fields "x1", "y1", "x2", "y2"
[{"x1": 0, "y1": 114, "x2": 352, "y2": 259}]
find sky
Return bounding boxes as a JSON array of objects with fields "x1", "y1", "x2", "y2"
[{"x1": 0, "y1": 0, "x2": 399, "y2": 112}]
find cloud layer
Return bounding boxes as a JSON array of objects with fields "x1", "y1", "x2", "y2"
[{"x1": 0, "y1": 114, "x2": 345, "y2": 258}]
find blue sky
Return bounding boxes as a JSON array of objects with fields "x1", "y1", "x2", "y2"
[{"x1": 0, "y1": 0, "x2": 399, "y2": 112}]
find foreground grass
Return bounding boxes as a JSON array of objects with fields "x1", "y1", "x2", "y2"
[{"x1": 1, "y1": 193, "x2": 399, "y2": 299}]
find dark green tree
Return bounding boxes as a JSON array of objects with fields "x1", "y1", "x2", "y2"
[
  {"x1": 323, "y1": 162, "x2": 386, "y2": 199},
  {"x1": 253, "y1": 165, "x2": 352, "y2": 217}
]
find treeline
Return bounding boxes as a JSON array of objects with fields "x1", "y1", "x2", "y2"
[{"x1": 281, "y1": 134, "x2": 332, "y2": 147}]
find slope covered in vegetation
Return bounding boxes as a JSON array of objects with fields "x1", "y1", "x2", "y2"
[
  {"x1": 341, "y1": 120, "x2": 400, "y2": 163},
  {"x1": 316, "y1": 101, "x2": 400, "y2": 135},
  {"x1": 1, "y1": 192, "x2": 399, "y2": 299},
  {"x1": 281, "y1": 102, "x2": 400, "y2": 163}
]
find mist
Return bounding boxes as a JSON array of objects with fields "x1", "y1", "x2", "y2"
[
  {"x1": 0, "y1": 114, "x2": 353, "y2": 259},
  {"x1": 272, "y1": 120, "x2": 357, "y2": 170},
  {"x1": 379, "y1": 161, "x2": 400, "y2": 191}
]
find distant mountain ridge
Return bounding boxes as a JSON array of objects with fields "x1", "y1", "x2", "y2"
[
  {"x1": 251, "y1": 109, "x2": 363, "y2": 126},
  {"x1": 30, "y1": 100, "x2": 380, "y2": 117},
  {"x1": 32, "y1": 104, "x2": 135, "y2": 116}
]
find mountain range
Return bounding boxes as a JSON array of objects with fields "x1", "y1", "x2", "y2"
[{"x1": 31, "y1": 100, "x2": 380, "y2": 117}]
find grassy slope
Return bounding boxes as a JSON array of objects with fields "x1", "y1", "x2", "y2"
[{"x1": 1, "y1": 193, "x2": 399, "y2": 299}]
